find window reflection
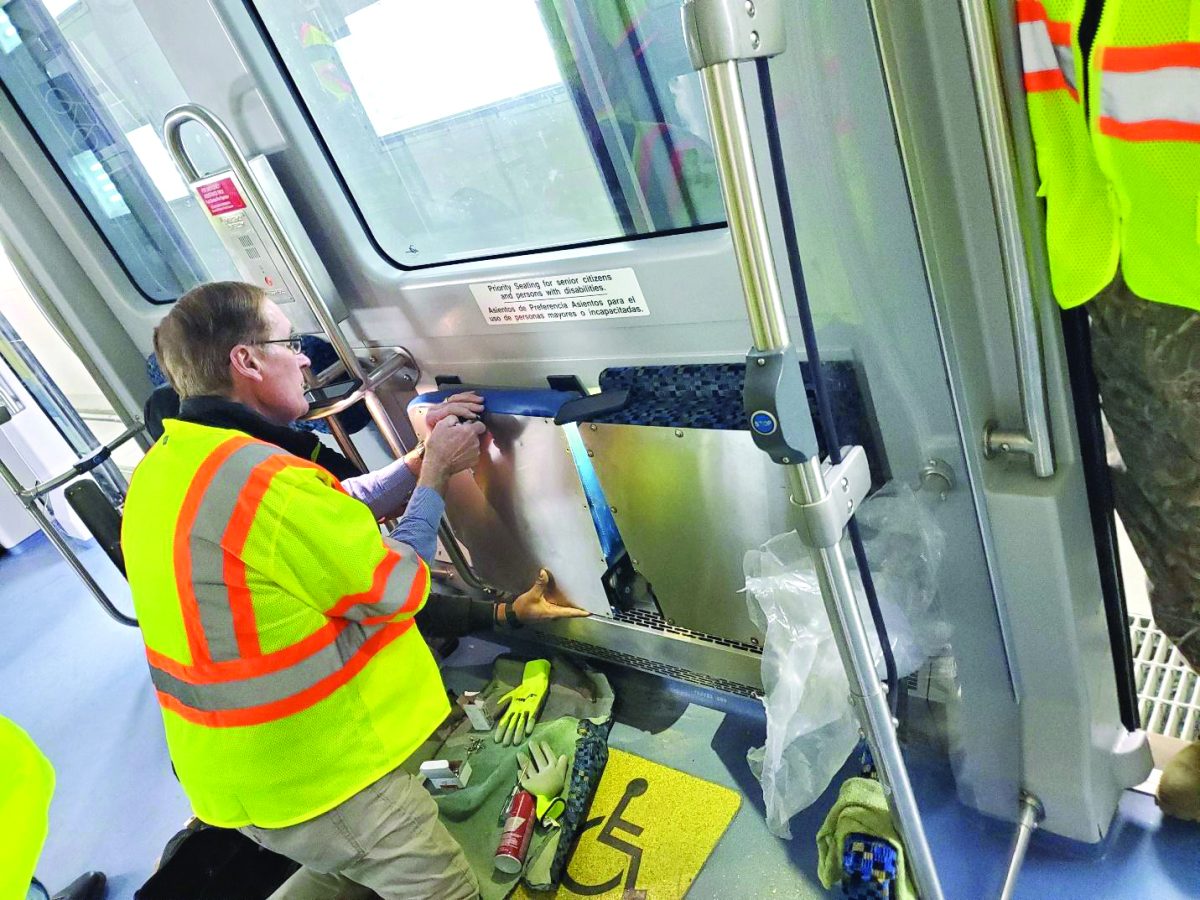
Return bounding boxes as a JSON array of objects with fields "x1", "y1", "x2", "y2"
[
  {"x1": 0, "y1": 0, "x2": 237, "y2": 301},
  {"x1": 252, "y1": 0, "x2": 725, "y2": 266}
]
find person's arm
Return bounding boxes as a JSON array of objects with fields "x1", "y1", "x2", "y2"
[
  {"x1": 342, "y1": 392, "x2": 484, "y2": 521},
  {"x1": 386, "y1": 484, "x2": 442, "y2": 563},
  {"x1": 342, "y1": 453, "x2": 421, "y2": 520},
  {"x1": 414, "y1": 591, "x2": 498, "y2": 638},
  {"x1": 267, "y1": 468, "x2": 434, "y2": 625},
  {"x1": 416, "y1": 569, "x2": 591, "y2": 639}
]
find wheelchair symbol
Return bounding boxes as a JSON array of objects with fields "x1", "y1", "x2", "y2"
[{"x1": 562, "y1": 777, "x2": 649, "y2": 896}]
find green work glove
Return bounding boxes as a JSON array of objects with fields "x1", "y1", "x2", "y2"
[
  {"x1": 518, "y1": 738, "x2": 569, "y2": 825},
  {"x1": 494, "y1": 659, "x2": 551, "y2": 746}
]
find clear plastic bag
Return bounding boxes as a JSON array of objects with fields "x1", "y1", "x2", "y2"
[{"x1": 743, "y1": 483, "x2": 947, "y2": 838}]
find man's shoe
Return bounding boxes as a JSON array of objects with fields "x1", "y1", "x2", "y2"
[
  {"x1": 1157, "y1": 740, "x2": 1200, "y2": 821},
  {"x1": 50, "y1": 872, "x2": 106, "y2": 900}
]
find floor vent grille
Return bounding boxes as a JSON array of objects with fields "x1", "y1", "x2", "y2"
[{"x1": 1131, "y1": 614, "x2": 1200, "y2": 742}]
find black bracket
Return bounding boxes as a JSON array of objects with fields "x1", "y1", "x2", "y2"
[{"x1": 743, "y1": 344, "x2": 819, "y2": 464}]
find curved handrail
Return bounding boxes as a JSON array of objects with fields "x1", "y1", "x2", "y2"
[{"x1": 162, "y1": 105, "x2": 486, "y2": 589}]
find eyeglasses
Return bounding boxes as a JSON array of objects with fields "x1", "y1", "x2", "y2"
[{"x1": 253, "y1": 334, "x2": 312, "y2": 355}]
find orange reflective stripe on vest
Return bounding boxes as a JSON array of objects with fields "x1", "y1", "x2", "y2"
[
  {"x1": 1098, "y1": 42, "x2": 1200, "y2": 142},
  {"x1": 327, "y1": 546, "x2": 430, "y2": 623},
  {"x1": 1018, "y1": 0, "x2": 1079, "y2": 99},
  {"x1": 148, "y1": 436, "x2": 427, "y2": 727},
  {"x1": 148, "y1": 618, "x2": 414, "y2": 727}
]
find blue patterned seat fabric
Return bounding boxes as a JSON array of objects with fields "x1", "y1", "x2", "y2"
[{"x1": 585, "y1": 362, "x2": 884, "y2": 482}]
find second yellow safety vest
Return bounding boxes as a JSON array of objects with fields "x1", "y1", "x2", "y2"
[
  {"x1": 1018, "y1": 0, "x2": 1120, "y2": 307},
  {"x1": 1090, "y1": 0, "x2": 1200, "y2": 309},
  {"x1": 1020, "y1": 0, "x2": 1200, "y2": 310},
  {"x1": 122, "y1": 419, "x2": 448, "y2": 829}
]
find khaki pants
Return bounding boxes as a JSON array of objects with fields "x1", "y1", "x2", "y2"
[
  {"x1": 240, "y1": 768, "x2": 479, "y2": 900},
  {"x1": 1091, "y1": 276, "x2": 1200, "y2": 670}
]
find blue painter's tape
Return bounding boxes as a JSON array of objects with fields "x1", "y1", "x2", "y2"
[{"x1": 409, "y1": 388, "x2": 579, "y2": 419}]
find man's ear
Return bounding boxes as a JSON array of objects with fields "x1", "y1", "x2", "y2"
[{"x1": 229, "y1": 344, "x2": 263, "y2": 382}]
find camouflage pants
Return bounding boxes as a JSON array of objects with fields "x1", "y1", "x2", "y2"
[{"x1": 1091, "y1": 277, "x2": 1200, "y2": 670}]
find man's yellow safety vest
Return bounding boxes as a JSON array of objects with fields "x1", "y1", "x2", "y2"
[
  {"x1": 122, "y1": 419, "x2": 448, "y2": 829},
  {"x1": 1019, "y1": 0, "x2": 1200, "y2": 310}
]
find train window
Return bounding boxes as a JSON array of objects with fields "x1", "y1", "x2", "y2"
[
  {"x1": 0, "y1": 1, "x2": 238, "y2": 302},
  {"x1": 249, "y1": 0, "x2": 726, "y2": 267}
]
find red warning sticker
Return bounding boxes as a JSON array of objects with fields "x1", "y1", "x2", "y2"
[{"x1": 197, "y1": 177, "x2": 247, "y2": 215}]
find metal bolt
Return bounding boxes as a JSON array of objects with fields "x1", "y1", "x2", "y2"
[
  {"x1": 631, "y1": 559, "x2": 638, "y2": 566},
  {"x1": 755, "y1": 357, "x2": 766, "y2": 366},
  {"x1": 587, "y1": 449, "x2": 595, "y2": 457},
  {"x1": 609, "y1": 506, "x2": 618, "y2": 514},
  {"x1": 750, "y1": 637, "x2": 759, "y2": 646},
  {"x1": 745, "y1": 0, "x2": 756, "y2": 16},
  {"x1": 589, "y1": 423, "x2": 598, "y2": 431},
  {"x1": 841, "y1": 477, "x2": 849, "y2": 491},
  {"x1": 781, "y1": 456, "x2": 790, "y2": 464},
  {"x1": 674, "y1": 429, "x2": 684, "y2": 438},
  {"x1": 1001, "y1": 441, "x2": 1011, "y2": 453},
  {"x1": 847, "y1": 500, "x2": 854, "y2": 512},
  {"x1": 667, "y1": 619, "x2": 676, "y2": 626},
  {"x1": 919, "y1": 458, "x2": 955, "y2": 500},
  {"x1": 750, "y1": 30, "x2": 760, "y2": 49}
]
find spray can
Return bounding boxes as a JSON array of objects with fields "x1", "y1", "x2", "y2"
[{"x1": 494, "y1": 789, "x2": 536, "y2": 874}]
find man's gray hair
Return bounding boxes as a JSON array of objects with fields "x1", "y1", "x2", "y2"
[{"x1": 153, "y1": 281, "x2": 269, "y2": 399}]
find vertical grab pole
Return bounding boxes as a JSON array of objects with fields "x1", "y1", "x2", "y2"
[
  {"x1": 681, "y1": 3, "x2": 944, "y2": 897},
  {"x1": 161, "y1": 105, "x2": 485, "y2": 589}
]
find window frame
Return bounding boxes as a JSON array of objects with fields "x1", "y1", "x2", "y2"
[
  {"x1": 0, "y1": 77, "x2": 177, "y2": 305},
  {"x1": 241, "y1": 0, "x2": 727, "y2": 273}
]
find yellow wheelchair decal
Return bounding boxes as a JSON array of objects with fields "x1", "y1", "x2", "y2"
[{"x1": 525, "y1": 748, "x2": 740, "y2": 899}]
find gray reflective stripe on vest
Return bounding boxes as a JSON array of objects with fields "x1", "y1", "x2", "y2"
[
  {"x1": 336, "y1": 535, "x2": 427, "y2": 622},
  {"x1": 1019, "y1": 21, "x2": 1077, "y2": 90},
  {"x1": 148, "y1": 620, "x2": 387, "y2": 712},
  {"x1": 1056, "y1": 45, "x2": 1077, "y2": 91},
  {"x1": 1102, "y1": 68, "x2": 1200, "y2": 125},
  {"x1": 186, "y1": 441, "x2": 284, "y2": 662}
]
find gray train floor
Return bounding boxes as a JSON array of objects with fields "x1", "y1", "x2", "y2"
[{"x1": 3, "y1": 532, "x2": 1198, "y2": 898}]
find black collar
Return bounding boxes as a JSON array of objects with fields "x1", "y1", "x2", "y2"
[{"x1": 176, "y1": 396, "x2": 362, "y2": 480}]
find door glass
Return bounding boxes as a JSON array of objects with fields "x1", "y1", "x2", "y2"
[
  {"x1": 0, "y1": 0, "x2": 238, "y2": 302},
  {"x1": 0, "y1": 240, "x2": 141, "y2": 497}
]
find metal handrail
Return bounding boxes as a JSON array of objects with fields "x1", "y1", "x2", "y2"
[
  {"x1": 999, "y1": 792, "x2": 1044, "y2": 900},
  {"x1": 301, "y1": 347, "x2": 418, "y2": 422},
  {"x1": 958, "y1": 0, "x2": 1055, "y2": 478},
  {"x1": 19, "y1": 422, "x2": 144, "y2": 500},
  {"x1": 682, "y1": 1, "x2": 944, "y2": 897},
  {"x1": 0, "y1": 419, "x2": 143, "y2": 626},
  {"x1": 162, "y1": 104, "x2": 485, "y2": 589}
]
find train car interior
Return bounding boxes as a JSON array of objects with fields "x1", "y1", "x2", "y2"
[{"x1": 0, "y1": 0, "x2": 1197, "y2": 898}]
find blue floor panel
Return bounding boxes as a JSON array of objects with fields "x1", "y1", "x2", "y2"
[
  {"x1": 0, "y1": 534, "x2": 191, "y2": 898},
  {"x1": 3, "y1": 532, "x2": 1198, "y2": 898}
]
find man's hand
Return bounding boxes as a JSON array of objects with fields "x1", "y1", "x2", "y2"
[
  {"x1": 511, "y1": 569, "x2": 590, "y2": 623},
  {"x1": 420, "y1": 415, "x2": 486, "y2": 493},
  {"x1": 425, "y1": 392, "x2": 484, "y2": 429}
]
